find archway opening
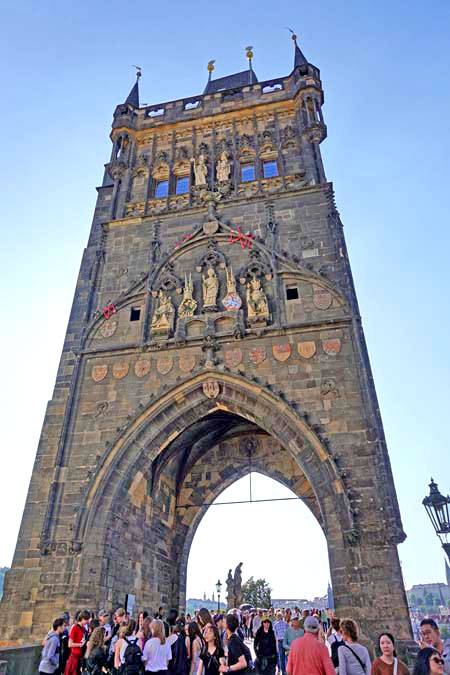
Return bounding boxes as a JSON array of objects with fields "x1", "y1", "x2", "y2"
[{"x1": 186, "y1": 471, "x2": 331, "y2": 613}]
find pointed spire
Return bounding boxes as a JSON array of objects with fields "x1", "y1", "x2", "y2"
[
  {"x1": 287, "y1": 30, "x2": 308, "y2": 68},
  {"x1": 125, "y1": 67, "x2": 141, "y2": 107}
]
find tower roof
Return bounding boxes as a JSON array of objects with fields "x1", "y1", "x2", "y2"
[
  {"x1": 124, "y1": 71, "x2": 141, "y2": 107},
  {"x1": 204, "y1": 69, "x2": 258, "y2": 95},
  {"x1": 292, "y1": 34, "x2": 308, "y2": 68}
]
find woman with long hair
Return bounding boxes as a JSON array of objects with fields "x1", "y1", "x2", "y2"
[
  {"x1": 114, "y1": 618, "x2": 139, "y2": 672},
  {"x1": 413, "y1": 648, "x2": 445, "y2": 675},
  {"x1": 85, "y1": 626, "x2": 108, "y2": 673},
  {"x1": 143, "y1": 618, "x2": 173, "y2": 673},
  {"x1": 254, "y1": 617, "x2": 277, "y2": 675},
  {"x1": 372, "y1": 632, "x2": 409, "y2": 675},
  {"x1": 197, "y1": 623, "x2": 225, "y2": 675},
  {"x1": 187, "y1": 622, "x2": 204, "y2": 675},
  {"x1": 139, "y1": 616, "x2": 153, "y2": 652},
  {"x1": 338, "y1": 619, "x2": 371, "y2": 675},
  {"x1": 197, "y1": 609, "x2": 214, "y2": 632}
]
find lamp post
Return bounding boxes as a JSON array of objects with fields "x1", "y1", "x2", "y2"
[
  {"x1": 216, "y1": 579, "x2": 222, "y2": 612},
  {"x1": 422, "y1": 478, "x2": 450, "y2": 562}
]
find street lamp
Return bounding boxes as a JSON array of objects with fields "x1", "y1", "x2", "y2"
[
  {"x1": 422, "y1": 478, "x2": 450, "y2": 561},
  {"x1": 216, "y1": 579, "x2": 222, "y2": 612}
]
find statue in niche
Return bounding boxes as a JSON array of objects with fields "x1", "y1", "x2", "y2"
[
  {"x1": 216, "y1": 151, "x2": 231, "y2": 182},
  {"x1": 192, "y1": 154, "x2": 208, "y2": 186},
  {"x1": 222, "y1": 265, "x2": 242, "y2": 312},
  {"x1": 151, "y1": 289, "x2": 175, "y2": 335},
  {"x1": 202, "y1": 267, "x2": 219, "y2": 311},
  {"x1": 178, "y1": 273, "x2": 197, "y2": 318},
  {"x1": 246, "y1": 276, "x2": 270, "y2": 323}
]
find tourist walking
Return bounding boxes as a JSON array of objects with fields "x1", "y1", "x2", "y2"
[
  {"x1": 273, "y1": 613, "x2": 289, "y2": 675},
  {"x1": 413, "y1": 648, "x2": 445, "y2": 675},
  {"x1": 64, "y1": 610, "x2": 91, "y2": 675},
  {"x1": 253, "y1": 611, "x2": 263, "y2": 637},
  {"x1": 254, "y1": 617, "x2": 277, "y2": 675},
  {"x1": 283, "y1": 616, "x2": 303, "y2": 659},
  {"x1": 286, "y1": 616, "x2": 334, "y2": 675},
  {"x1": 142, "y1": 619, "x2": 173, "y2": 673},
  {"x1": 198, "y1": 623, "x2": 225, "y2": 675},
  {"x1": 218, "y1": 614, "x2": 248, "y2": 674},
  {"x1": 337, "y1": 619, "x2": 371, "y2": 675},
  {"x1": 371, "y1": 632, "x2": 408, "y2": 675},
  {"x1": 39, "y1": 618, "x2": 65, "y2": 675}
]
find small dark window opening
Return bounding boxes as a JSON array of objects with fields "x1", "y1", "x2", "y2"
[
  {"x1": 130, "y1": 307, "x2": 141, "y2": 321},
  {"x1": 286, "y1": 287, "x2": 299, "y2": 300}
]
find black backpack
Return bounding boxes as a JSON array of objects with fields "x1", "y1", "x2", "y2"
[
  {"x1": 123, "y1": 637, "x2": 143, "y2": 674},
  {"x1": 169, "y1": 634, "x2": 188, "y2": 675},
  {"x1": 232, "y1": 635, "x2": 255, "y2": 672},
  {"x1": 330, "y1": 637, "x2": 344, "y2": 668}
]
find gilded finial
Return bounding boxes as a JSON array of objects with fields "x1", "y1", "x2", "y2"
[
  {"x1": 132, "y1": 65, "x2": 142, "y2": 79},
  {"x1": 207, "y1": 60, "x2": 215, "y2": 73},
  {"x1": 286, "y1": 27, "x2": 297, "y2": 44},
  {"x1": 245, "y1": 45, "x2": 254, "y2": 60}
]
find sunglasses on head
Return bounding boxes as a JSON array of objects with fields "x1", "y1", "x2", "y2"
[{"x1": 431, "y1": 657, "x2": 445, "y2": 665}]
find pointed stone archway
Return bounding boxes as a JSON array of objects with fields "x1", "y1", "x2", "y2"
[{"x1": 66, "y1": 369, "x2": 410, "y2": 644}]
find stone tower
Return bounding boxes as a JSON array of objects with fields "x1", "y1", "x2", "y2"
[{"x1": 0, "y1": 38, "x2": 412, "y2": 646}]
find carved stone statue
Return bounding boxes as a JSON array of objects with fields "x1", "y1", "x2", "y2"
[
  {"x1": 246, "y1": 277, "x2": 270, "y2": 323},
  {"x1": 151, "y1": 289, "x2": 175, "y2": 335},
  {"x1": 216, "y1": 151, "x2": 231, "y2": 182},
  {"x1": 226, "y1": 569, "x2": 234, "y2": 609},
  {"x1": 202, "y1": 267, "x2": 219, "y2": 310},
  {"x1": 222, "y1": 265, "x2": 242, "y2": 312},
  {"x1": 233, "y1": 562, "x2": 243, "y2": 607},
  {"x1": 192, "y1": 154, "x2": 208, "y2": 186},
  {"x1": 178, "y1": 273, "x2": 197, "y2": 318}
]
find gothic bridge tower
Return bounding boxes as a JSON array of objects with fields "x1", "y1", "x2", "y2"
[{"x1": 0, "y1": 38, "x2": 412, "y2": 646}]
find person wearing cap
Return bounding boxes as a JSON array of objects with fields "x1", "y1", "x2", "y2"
[
  {"x1": 286, "y1": 615, "x2": 335, "y2": 675},
  {"x1": 283, "y1": 616, "x2": 304, "y2": 658}
]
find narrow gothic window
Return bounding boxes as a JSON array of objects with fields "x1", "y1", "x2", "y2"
[
  {"x1": 263, "y1": 160, "x2": 278, "y2": 178},
  {"x1": 155, "y1": 180, "x2": 169, "y2": 198},
  {"x1": 130, "y1": 307, "x2": 141, "y2": 321},
  {"x1": 176, "y1": 176, "x2": 189, "y2": 194},
  {"x1": 241, "y1": 164, "x2": 255, "y2": 182}
]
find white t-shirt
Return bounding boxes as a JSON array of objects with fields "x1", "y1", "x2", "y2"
[
  {"x1": 120, "y1": 635, "x2": 139, "y2": 665},
  {"x1": 143, "y1": 636, "x2": 172, "y2": 672}
]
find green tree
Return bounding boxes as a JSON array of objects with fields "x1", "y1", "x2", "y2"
[
  {"x1": 410, "y1": 594, "x2": 418, "y2": 606},
  {"x1": 242, "y1": 577, "x2": 272, "y2": 609}
]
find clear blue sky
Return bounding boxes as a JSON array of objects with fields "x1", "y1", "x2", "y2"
[{"x1": 1, "y1": 0, "x2": 450, "y2": 600}]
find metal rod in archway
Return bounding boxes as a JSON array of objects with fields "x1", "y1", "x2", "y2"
[{"x1": 176, "y1": 496, "x2": 302, "y2": 509}]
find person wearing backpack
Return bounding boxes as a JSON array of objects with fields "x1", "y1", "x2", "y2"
[
  {"x1": 218, "y1": 614, "x2": 250, "y2": 675},
  {"x1": 337, "y1": 619, "x2": 371, "y2": 675},
  {"x1": 114, "y1": 618, "x2": 141, "y2": 674},
  {"x1": 142, "y1": 618, "x2": 173, "y2": 673},
  {"x1": 168, "y1": 619, "x2": 189, "y2": 675}
]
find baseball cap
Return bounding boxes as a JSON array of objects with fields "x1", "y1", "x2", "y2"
[{"x1": 304, "y1": 616, "x2": 320, "y2": 632}]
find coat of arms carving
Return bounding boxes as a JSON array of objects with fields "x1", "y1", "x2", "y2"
[
  {"x1": 99, "y1": 320, "x2": 117, "y2": 339},
  {"x1": 313, "y1": 286, "x2": 333, "y2": 310},
  {"x1": 134, "y1": 359, "x2": 151, "y2": 378},
  {"x1": 202, "y1": 381, "x2": 220, "y2": 399},
  {"x1": 224, "y1": 348, "x2": 243, "y2": 368},
  {"x1": 157, "y1": 355, "x2": 173, "y2": 375},
  {"x1": 322, "y1": 339, "x2": 341, "y2": 356},
  {"x1": 297, "y1": 341, "x2": 316, "y2": 359},
  {"x1": 272, "y1": 344, "x2": 291, "y2": 362},
  {"x1": 179, "y1": 354, "x2": 196, "y2": 373},
  {"x1": 249, "y1": 346, "x2": 267, "y2": 365},
  {"x1": 91, "y1": 365, "x2": 108, "y2": 382},
  {"x1": 112, "y1": 362, "x2": 129, "y2": 380}
]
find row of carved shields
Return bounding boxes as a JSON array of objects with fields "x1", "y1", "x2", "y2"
[{"x1": 90, "y1": 339, "x2": 342, "y2": 382}]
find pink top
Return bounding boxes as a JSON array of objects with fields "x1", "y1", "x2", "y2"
[{"x1": 286, "y1": 632, "x2": 336, "y2": 675}]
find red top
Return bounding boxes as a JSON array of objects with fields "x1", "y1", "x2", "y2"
[
  {"x1": 69, "y1": 623, "x2": 85, "y2": 656},
  {"x1": 287, "y1": 632, "x2": 336, "y2": 675}
]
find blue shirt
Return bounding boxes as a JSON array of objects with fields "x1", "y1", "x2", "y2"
[{"x1": 273, "y1": 620, "x2": 289, "y2": 641}]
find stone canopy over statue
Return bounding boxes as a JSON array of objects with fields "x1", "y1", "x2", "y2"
[{"x1": 226, "y1": 562, "x2": 243, "y2": 609}]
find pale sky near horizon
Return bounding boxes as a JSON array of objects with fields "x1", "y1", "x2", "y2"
[{"x1": 1, "y1": 0, "x2": 450, "y2": 603}]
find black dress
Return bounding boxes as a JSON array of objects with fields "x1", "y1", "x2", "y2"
[
  {"x1": 254, "y1": 628, "x2": 277, "y2": 675},
  {"x1": 199, "y1": 646, "x2": 225, "y2": 675}
]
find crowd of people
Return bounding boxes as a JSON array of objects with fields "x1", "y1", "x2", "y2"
[{"x1": 38, "y1": 604, "x2": 450, "y2": 675}]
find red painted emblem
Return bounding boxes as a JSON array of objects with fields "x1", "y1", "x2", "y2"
[
  {"x1": 224, "y1": 348, "x2": 243, "y2": 368},
  {"x1": 228, "y1": 226, "x2": 254, "y2": 249},
  {"x1": 322, "y1": 339, "x2": 341, "y2": 356},
  {"x1": 249, "y1": 346, "x2": 267, "y2": 365},
  {"x1": 102, "y1": 303, "x2": 117, "y2": 320},
  {"x1": 272, "y1": 344, "x2": 292, "y2": 362}
]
